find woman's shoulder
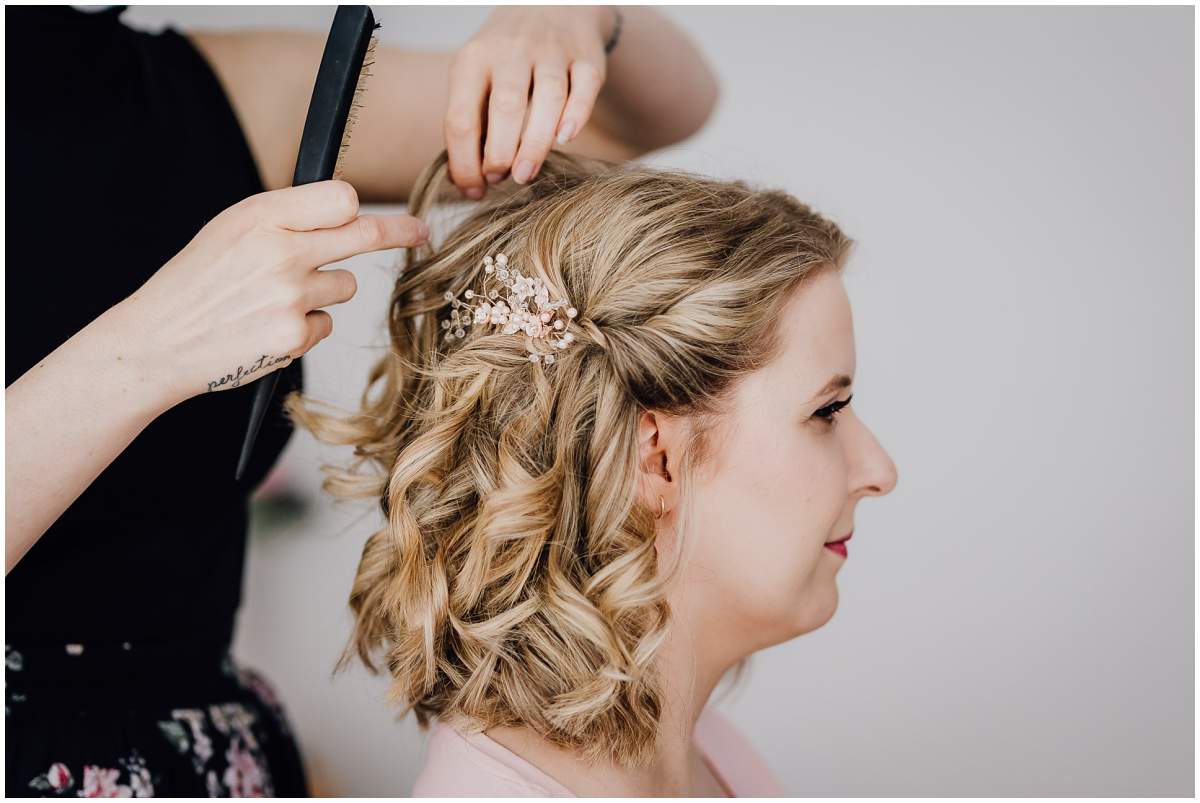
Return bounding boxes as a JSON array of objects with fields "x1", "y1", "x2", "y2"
[
  {"x1": 411, "y1": 709, "x2": 787, "y2": 797},
  {"x1": 695, "y1": 706, "x2": 790, "y2": 797},
  {"x1": 411, "y1": 719, "x2": 576, "y2": 798}
]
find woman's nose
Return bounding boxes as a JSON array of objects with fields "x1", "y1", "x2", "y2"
[
  {"x1": 848, "y1": 412, "x2": 898, "y2": 498},
  {"x1": 867, "y1": 448, "x2": 899, "y2": 498}
]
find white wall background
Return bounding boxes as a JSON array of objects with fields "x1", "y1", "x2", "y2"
[{"x1": 124, "y1": 6, "x2": 1195, "y2": 797}]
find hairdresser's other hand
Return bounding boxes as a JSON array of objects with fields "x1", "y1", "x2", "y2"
[
  {"x1": 445, "y1": 6, "x2": 615, "y2": 199},
  {"x1": 117, "y1": 180, "x2": 428, "y2": 404}
]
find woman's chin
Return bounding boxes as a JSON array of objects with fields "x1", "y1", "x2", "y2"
[
  {"x1": 735, "y1": 584, "x2": 840, "y2": 651},
  {"x1": 785, "y1": 581, "x2": 841, "y2": 641}
]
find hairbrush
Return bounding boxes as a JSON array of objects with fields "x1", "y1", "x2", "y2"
[{"x1": 236, "y1": 5, "x2": 379, "y2": 481}]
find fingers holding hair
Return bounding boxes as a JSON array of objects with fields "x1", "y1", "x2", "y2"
[
  {"x1": 445, "y1": 44, "x2": 490, "y2": 199},
  {"x1": 557, "y1": 59, "x2": 605, "y2": 146},
  {"x1": 481, "y1": 62, "x2": 532, "y2": 184},
  {"x1": 512, "y1": 62, "x2": 569, "y2": 184}
]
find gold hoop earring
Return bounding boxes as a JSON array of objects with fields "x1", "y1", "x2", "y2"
[{"x1": 655, "y1": 494, "x2": 666, "y2": 520}]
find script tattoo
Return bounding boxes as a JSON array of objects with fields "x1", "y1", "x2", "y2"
[{"x1": 206, "y1": 354, "x2": 292, "y2": 393}]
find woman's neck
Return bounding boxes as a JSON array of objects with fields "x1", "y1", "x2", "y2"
[{"x1": 485, "y1": 615, "x2": 740, "y2": 796}]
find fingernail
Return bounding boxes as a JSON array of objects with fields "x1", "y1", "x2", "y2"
[
  {"x1": 556, "y1": 121, "x2": 576, "y2": 145},
  {"x1": 513, "y1": 159, "x2": 535, "y2": 184},
  {"x1": 416, "y1": 220, "x2": 429, "y2": 240},
  {"x1": 465, "y1": 186, "x2": 484, "y2": 200},
  {"x1": 486, "y1": 172, "x2": 503, "y2": 185}
]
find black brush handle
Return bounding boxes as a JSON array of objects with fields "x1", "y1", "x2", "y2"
[{"x1": 235, "y1": 5, "x2": 377, "y2": 482}]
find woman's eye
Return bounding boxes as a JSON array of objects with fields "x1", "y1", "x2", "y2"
[{"x1": 814, "y1": 394, "x2": 853, "y2": 426}]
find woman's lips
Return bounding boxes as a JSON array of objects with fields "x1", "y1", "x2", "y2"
[
  {"x1": 824, "y1": 530, "x2": 852, "y2": 558},
  {"x1": 824, "y1": 541, "x2": 848, "y2": 558}
]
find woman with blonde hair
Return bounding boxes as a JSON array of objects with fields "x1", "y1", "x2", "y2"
[{"x1": 289, "y1": 149, "x2": 898, "y2": 796}]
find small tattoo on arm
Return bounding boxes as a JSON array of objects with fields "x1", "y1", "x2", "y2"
[{"x1": 206, "y1": 354, "x2": 292, "y2": 393}]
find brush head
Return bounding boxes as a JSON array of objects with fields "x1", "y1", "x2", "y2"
[
  {"x1": 291, "y1": 5, "x2": 379, "y2": 187},
  {"x1": 333, "y1": 35, "x2": 377, "y2": 180}
]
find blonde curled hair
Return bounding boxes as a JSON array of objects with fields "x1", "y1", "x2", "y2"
[{"x1": 285, "y1": 149, "x2": 853, "y2": 765}]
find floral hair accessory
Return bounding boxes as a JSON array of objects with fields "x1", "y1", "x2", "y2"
[{"x1": 441, "y1": 253, "x2": 578, "y2": 365}]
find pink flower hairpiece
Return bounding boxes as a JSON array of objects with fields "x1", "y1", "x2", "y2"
[{"x1": 441, "y1": 253, "x2": 578, "y2": 365}]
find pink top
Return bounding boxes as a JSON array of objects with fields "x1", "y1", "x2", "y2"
[{"x1": 411, "y1": 707, "x2": 788, "y2": 797}]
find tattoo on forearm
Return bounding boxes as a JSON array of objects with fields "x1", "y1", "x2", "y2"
[{"x1": 207, "y1": 354, "x2": 292, "y2": 393}]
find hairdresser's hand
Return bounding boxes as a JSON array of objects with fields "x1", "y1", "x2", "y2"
[
  {"x1": 444, "y1": 6, "x2": 617, "y2": 199},
  {"x1": 118, "y1": 180, "x2": 428, "y2": 405}
]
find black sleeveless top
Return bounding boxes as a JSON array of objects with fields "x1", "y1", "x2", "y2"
[{"x1": 5, "y1": 6, "x2": 304, "y2": 646}]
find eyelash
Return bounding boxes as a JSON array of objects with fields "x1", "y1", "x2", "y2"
[{"x1": 814, "y1": 394, "x2": 854, "y2": 427}]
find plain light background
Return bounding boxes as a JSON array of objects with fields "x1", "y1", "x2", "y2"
[{"x1": 123, "y1": 5, "x2": 1195, "y2": 797}]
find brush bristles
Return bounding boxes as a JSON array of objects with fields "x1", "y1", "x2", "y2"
[{"x1": 333, "y1": 36, "x2": 378, "y2": 181}]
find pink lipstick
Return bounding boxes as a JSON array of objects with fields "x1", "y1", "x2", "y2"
[{"x1": 824, "y1": 530, "x2": 852, "y2": 558}]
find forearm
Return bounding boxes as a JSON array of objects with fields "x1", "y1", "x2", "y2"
[
  {"x1": 589, "y1": 6, "x2": 720, "y2": 149},
  {"x1": 5, "y1": 301, "x2": 178, "y2": 573}
]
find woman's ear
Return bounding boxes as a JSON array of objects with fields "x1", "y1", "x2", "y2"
[{"x1": 637, "y1": 409, "x2": 680, "y2": 519}]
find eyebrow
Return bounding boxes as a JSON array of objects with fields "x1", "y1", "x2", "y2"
[{"x1": 808, "y1": 374, "x2": 853, "y2": 403}]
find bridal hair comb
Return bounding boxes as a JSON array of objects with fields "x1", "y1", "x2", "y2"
[{"x1": 441, "y1": 253, "x2": 578, "y2": 365}]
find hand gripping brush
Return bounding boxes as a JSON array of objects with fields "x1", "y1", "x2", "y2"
[{"x1": 235, "y1": 5, "x2": 378, "y2": 482}]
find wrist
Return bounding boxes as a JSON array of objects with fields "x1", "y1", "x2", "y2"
[{"x1": 102, "y1": 296, "x2": 189, "y2": 414}]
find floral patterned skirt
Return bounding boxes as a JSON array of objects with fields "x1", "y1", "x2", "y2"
[{"x1": 5, "y1": 639, "x2": 308, "y2": 797}]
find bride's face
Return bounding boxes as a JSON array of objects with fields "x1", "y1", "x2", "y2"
[{"x1": 670, "y1": 269, "x2": 898, "y2": 656}]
